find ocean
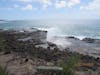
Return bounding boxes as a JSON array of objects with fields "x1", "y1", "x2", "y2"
[{"x1": 0, "y1": 19, "x2": 100, "y2": 39}]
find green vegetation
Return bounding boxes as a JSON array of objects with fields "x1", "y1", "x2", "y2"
[
  {"x1": 60, "y1": 55, "x2": 80, "y2": 75},
  {"x1": 0, "y1": 38, "x2": 6, "y2": 52},
  {"x1": 0, "y1": 65, "x2": 9, "y2": 75},
  {"x1": 0, "y1": 37, "x2": 11, "y2": 52}
]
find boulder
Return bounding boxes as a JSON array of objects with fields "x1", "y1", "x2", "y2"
[
  {"x1": 82, "y1": 38, "x2": 95, "y2": 43},
  {"x1": 67, "y1": 36, "x2": 79, "y2": 40},
  {"x1": 82, "y1": 38, "x2": 100, "y2": 44}
]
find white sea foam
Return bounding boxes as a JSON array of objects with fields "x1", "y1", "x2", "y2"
[
  {"x1": 39, "y1": 27, "x2": 72, "y2": 49},
  {"x1": 50, "y1": 37, "x2": 72, "y2": 49},
  {"x1": 75, "y1": 36, "x2": 86, "y2": 40}
]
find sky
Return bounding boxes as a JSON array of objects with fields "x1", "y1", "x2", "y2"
[{"x1": 0, "y1": 0, "x2": 100, "y2": 20}]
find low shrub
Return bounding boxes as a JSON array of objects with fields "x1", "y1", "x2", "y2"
[
  {"x1": 0, "y1": 65, "x2": 9, "y2": 75},
  {"x1": 60, "y1": 55, "x2": 80, "y2": 75}
]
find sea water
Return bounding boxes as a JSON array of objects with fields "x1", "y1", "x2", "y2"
[{"x1": 0, "y1": 19, "x2": 100, "y2": 39}]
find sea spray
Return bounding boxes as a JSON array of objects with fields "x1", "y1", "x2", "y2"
[
  {"x1": 44, "y1": 27, "x2": 72, "y2": 49},
  {"x1": 49, "y1": 37, "x2": 72, "y2": 49},
  {"x1": 47, "y1": 27, "x2": 63, "y2": 41}
]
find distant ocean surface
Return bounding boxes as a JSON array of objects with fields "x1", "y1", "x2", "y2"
[{"x1": 0, "y1": 19, "x2": 100, "y2": 39}]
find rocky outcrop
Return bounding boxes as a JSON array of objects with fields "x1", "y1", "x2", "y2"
[
  {"x1": 0, "y1": 28, "x2": 47, "y2": 44},
  {"x1": 82, "y1": 38, "x2": 95, "y2": 43},
  {"x1": 82, "y1": 38, "x2": 100, "y2": 44},
  {"x1": 67, "y1": 36, "x2": 79, "y2": 40}
]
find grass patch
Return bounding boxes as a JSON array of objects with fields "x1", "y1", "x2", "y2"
[
  {"x1": 0, "y1": 38, "x2": 6, "y2": 52},
  {"x1": 59, "y1": 54, "x2": 80, "y2": 75},
  {"x1": 0, "y1": 65, "x2": 9, "y2": 75}
]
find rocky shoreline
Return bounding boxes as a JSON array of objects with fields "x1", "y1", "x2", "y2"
[{"x1": 0, "y1": 29, "x2": 100, "y2": 75}]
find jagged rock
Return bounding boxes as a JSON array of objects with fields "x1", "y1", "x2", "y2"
[
  {"x1": 82, "y1": 38, "x2": 100, "y2": 44},
  {"x1": 82, "y1": 38, "x2": 95, "y2": 43},
  {"x1": 67, "y1": 36, "x2": 79, "y2": 40}
]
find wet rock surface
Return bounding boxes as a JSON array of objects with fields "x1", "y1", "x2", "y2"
[
  {"x1": 50, "y1": 36, "x2": 100, "y2": 58},
  {"x1": 82, "y1": 38, "x2": 100, "y2": 44}
]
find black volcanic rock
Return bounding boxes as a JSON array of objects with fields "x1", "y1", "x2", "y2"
[
  {"x1": 82, "y1": 38, "x2": 100, "y2": 44},
  {"x1": 67, "y1": 36, "x2": 79, "y2": 40},
  {"x1": 1, "y1": 29, "x2": 47, "y2": 44},
  {"x1": 82, "y1": 38, "x2": 95, "y2": 43}
]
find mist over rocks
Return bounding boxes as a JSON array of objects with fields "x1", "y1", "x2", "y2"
[
  {"x1": 48, "y1": 36, "x2": 100, "y2": 58},
  {"x1": 47, "y1": 36, "x2": 72, "y2": 49}
]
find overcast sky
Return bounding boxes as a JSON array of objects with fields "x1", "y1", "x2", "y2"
[{"x1": 0, "y1": 0, "x2": 100, "y2": 20}]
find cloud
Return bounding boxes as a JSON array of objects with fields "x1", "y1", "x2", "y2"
[
  {"x1": 0, "y1": 4, "x2": 36, "y2": 11},
  {"x1": 13, "y1": 0, "x2": 81, "y2": 9},
  {"x1": 55, "y1": 0, "x2": 80, "y2": 9},
  {"x1": 42, "y1": 4, "x2": 49, "y2": 10},
  {"x1": 16, "y1": 0, "x2": 52, "y2": 5},
  {"x1": 80, "y1": 0, "x2": 100, "y2": 11},
  {"x1": 16, "y1": 0, "x2": 52, "y2": 9},
  {"x1": 55, "y1": 0, "x2": 67, "y2": 8},
  {"x1": 39, "y1": 0, "x2": 51, "y2": 4},
  {"x1": 67, "y1": 0, "x2": 80, "y2": 8},
  {"x1": 17, "y1": 0, "x2": 33, "y2": 2},
  {"x1": 39, "y1": 0, "x2": 52, "y2": 9},
  {"x1": 21, "y1": 4, "x2": 33, "y2": 10}
]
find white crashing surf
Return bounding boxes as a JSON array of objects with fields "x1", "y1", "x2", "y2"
[{"x1": 39, "y1": 27, "x2": 72, "y2": 49}]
